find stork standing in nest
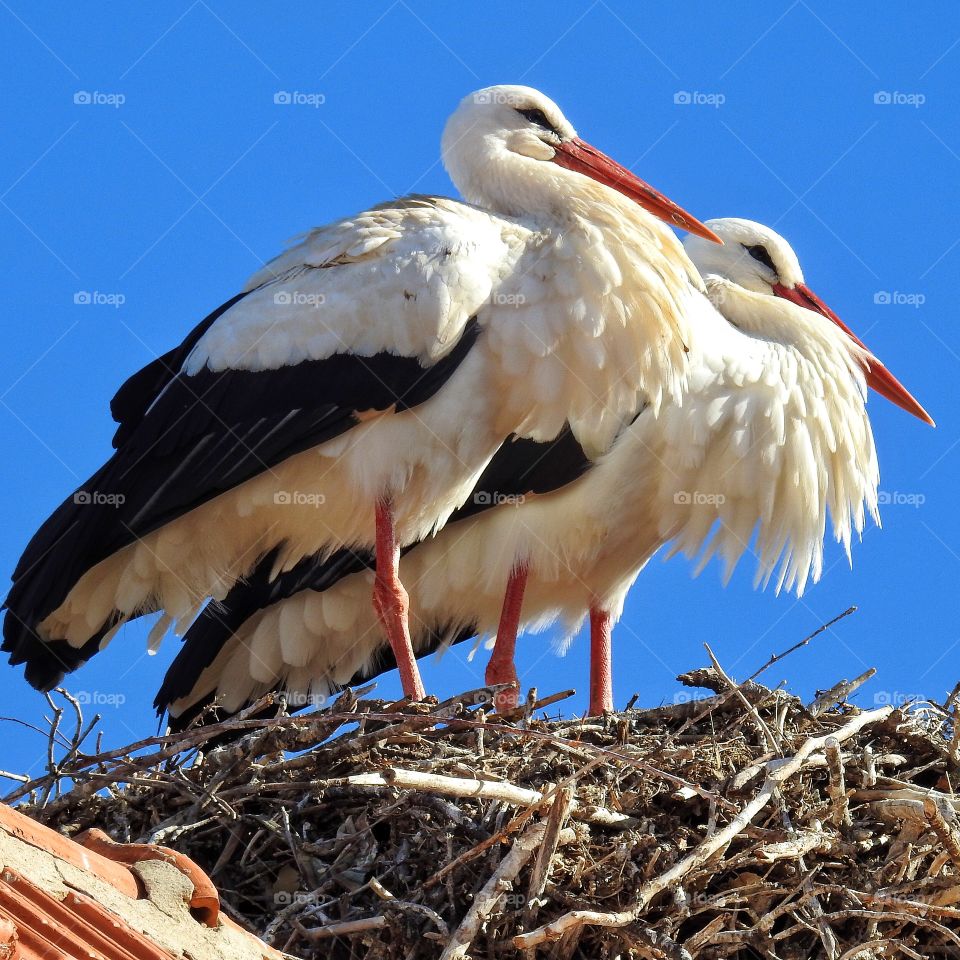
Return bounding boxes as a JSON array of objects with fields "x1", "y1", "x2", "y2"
[
  {"x1": 3, "y1": 85, "x2": 719, "y2": 702},
  {"x1": 155, "y1": 218, "x2": 932, "y2": 724}
]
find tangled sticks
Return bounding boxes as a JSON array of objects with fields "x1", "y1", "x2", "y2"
[{"x1": 7, "y1": 658, "x2": 960, "y2": 959}]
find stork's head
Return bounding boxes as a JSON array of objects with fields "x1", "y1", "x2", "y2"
[
  {"x1": 442, "y1": 85, "x2": 719, "y2": 242},
  {"x1": 685, "y1": 217, "x2": 934, "y2": 426}
]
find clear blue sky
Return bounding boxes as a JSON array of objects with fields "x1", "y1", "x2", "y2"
[{"x1": 2, "y1": 2, "x2": 958, "y2": 782}]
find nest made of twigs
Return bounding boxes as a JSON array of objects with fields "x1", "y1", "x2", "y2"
[{"x1": 7, "y1": 628, "x2": 960, "y2": 960}]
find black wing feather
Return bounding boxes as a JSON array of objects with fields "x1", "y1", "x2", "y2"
[
  {"x1": 4, "y1": 306, "x2": 481, "y2": 689},
  {"x1": 110, "y1": 290, "x2": 250, "y2": 446}
]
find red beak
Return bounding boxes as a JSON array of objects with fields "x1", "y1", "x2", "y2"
[
  {"x1": 773, "y1": 282, "x2": 934, "y2": 427},
  {"x1": 552, "y1": 138, "x2": 722, "y2": 244}
]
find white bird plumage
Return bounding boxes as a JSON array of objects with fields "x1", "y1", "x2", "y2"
[
  {"x1": 159, "y1": 217, "x2": 932, "y2": 721},
  {"x1": 4, "y1": 84, "x2": 716, "y2": 698}
]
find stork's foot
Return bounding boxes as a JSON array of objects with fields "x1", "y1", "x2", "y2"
[
  {"x1": 588, "y1": 606, "x2": 613, "y2": 716},
  {"x1": 374, "y1": 499, "x2": 425, "y2": 702},
  {"x1": 485, "y1": 655, "x2": 520, "y2": 713},
  {"x1": 485, "y1": 564, "x2": 529, "y2": 715}
]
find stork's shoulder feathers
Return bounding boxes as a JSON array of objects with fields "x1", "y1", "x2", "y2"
[
  {"x1": 179, "y1": 195, "x2": 524, "y2": 376},
  {"x1": 248, "y1": 195, "x2": 524, "y2": 279}
]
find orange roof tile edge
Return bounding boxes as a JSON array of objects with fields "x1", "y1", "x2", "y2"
[
  {"x1": 77, "y1": 827, "x2": 220, "y2": 926},
  {"x1": 0, "y1": 802, "x2": 283, "y2": 960}
]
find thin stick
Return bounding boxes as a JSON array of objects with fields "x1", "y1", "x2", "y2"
[
  {"x1": 747, "y1": 606, "x2": 857, "y2": 683},
  {"x1": 318, "y1": 767, "x2": 632, "y2": 828},
  {"x1": 300, "y1": 916, "x2": 386, "y2": 939},
  {"x1": 808, "y1": 668, "x2": 876, "y2": 717},
  {"x1": 705, "y1": 642, "x2": 779, "y2": 751},
  {"x1": 923, "y1": 795, "x2": 960, "y2": 872},
  {"x1": 825, "y1": 737, "x2": 851, "y2": 828},
  {"x1": 525, "y1": 784, "x2": 574, "y2": 910}
]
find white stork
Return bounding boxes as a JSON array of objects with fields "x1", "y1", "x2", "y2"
[
  {"x1": 3, "y1": 85, "x2": 718, "y2": 700},
  {"x1": 155, "y1": 218, "x2": 932, "y2": 723}
]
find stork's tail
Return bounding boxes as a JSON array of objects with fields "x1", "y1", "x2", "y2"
[{"x1": 2, "y1": 455, "x2": 142, "y2": 690}]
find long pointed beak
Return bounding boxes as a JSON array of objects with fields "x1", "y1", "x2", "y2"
[
  {"x1": 552, "y1": 138, "x2": 722, "y2": 244},
  {"x1": 773, "y1": 281, "x2": 934, "y2": 427}
]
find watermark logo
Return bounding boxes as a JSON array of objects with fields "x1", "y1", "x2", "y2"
[
  {"x1": 674, "y1": 490, "x2": 726, "y2": 506},
  {"x1": 74, "y1": 290, "x2": 125, "y2": 308},
  {"x1": 671, "y1": 691, "x2": 705, "y2": 705},
  {"x1": 279, "y1": 690, "x2": 331, "y2": 709},
  {"x1": 874, "y1": 91, "x2": 925, "y2": 108},
  {"x1": 492, "y1": 292, "x2": 526, "y2": 307},
  {"x1": 274, "y1": 890, "x2": 322, "y2": 906},
  {"x1": 873, "y1": 290, "x2": 924, "y2": 308},
  {"x1": 473, "y1": 491, "x2": 526, "y2": 507},
  {"x1": 873, "y1": 690, "x2": 920, "y2": 707},
  {"x1": 74, "y1": 90, "x2": 126, "y2": 108},
  {"x1": 75, "y1": 690, "x2": 126, "y2": 707},
  {"x1": 473, "y1": 89, "x2": 525, "y2": 106},
  {"x1": 878, "y1": 490, "x2": 925, "y2": 508},
  {"x1": 74, "y1": 490, "x2": 125, "y2": 507},
  {"x1": 273, "y1": 290, "x2": 325, "y2": 307},
  {"x1": 273, "y1": 90, "x2": 325, "y2": 108},
  {"x1": 674, "y1": 90, "x2": 725, "y2": 108},
  {"x1": 273, "y1": 490, "x2": 326, "y2": 507}
]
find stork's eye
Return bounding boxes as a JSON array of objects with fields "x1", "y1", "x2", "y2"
[
  {"x1": 744, "y1": 243, "x2": 777, "y2": 273},
  {"x1": 516, "y1": 107, "x2": 554, "y2": 130}
]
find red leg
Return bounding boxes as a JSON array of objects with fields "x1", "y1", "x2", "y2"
[
  {"x1": 373, "y1": 498, "x2": 425, "y2": 701},
  {"x1": 588, "y1": 606, "x2": 613, "y2": 716},
  {"x1": 485, "y1": 563, "x2": 528, "y2": 713}
]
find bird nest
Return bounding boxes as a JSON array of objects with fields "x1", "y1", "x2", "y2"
[{"x1": 6, "y1": 624, "x2": 960, "y2": 959}]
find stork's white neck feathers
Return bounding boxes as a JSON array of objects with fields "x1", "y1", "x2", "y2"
[{"x1": 440, "y1": 84, "x2": 708, "y2": 453}]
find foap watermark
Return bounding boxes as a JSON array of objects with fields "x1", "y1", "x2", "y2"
[
  {"x1": 274, "y1": 490, "x2": 326, "y2": 507},
  {"x1": 465, "y1": 687, "x2": 520, "y2": 711},
  {"x1": 874, "y1": 290, "x2": 925, "y2": 308},
  {"x1": 674, "y1": 90, "x2": 725, "y2": 108},
  {"x1": 502, "y1": 893, "x2": 529, "y2": 909},
  {"x1": 273, "y1": 290, "x2": 325, "y2": 307},
  {"x1": 75, "y1": 690, "x2": 126, "y2": 707},
  {"x1": 671, "y1": 690, "x2": 708, "y2": 705},
  {"x1": 74, "y1": 490, "x2": 125, "y2": 507},
  {"x1": 74, "y1": 290, "x2": 125, "y2": 308},
  {"x1": 492, "y1": 292, "x2": 526, "y2": 307},
  {"x1": 279, "y1": 690, "x2": 331, "y2": 710},
  {"x1": 473, "y1": 88, "x2": 525, "y2": 106},
  {"x1": 878, "y1": 490, "x2": 925, "y2": 508},
  {"x1": 874, "y1": 90, "x2": 925, "y2": 108},
  {"x1": 273, "y1": 90, "x2": 325, "y2": 108},
  {"x1": 473, "y1": 491, "x2": 526, "y2": 507},
  {"x1": 674, "y1": 490, "x2": 726, "y2": 506},
  {"x1": 274, "y1": 890, "x2": 322, "y2": 907},
  {"x1": 74, "y1": 90, "x2": 125, "y2": 108},
  {"x1": 872, "y1": 690, "x2": 920, "y2": 708}
]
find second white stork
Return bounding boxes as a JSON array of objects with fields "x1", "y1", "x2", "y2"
[
  {"x1": 4, "y1": 85, "x2": 718, "y2": 699},
  {"x1": 154, "y1": 217, "x2": 932, "y2": 723}
]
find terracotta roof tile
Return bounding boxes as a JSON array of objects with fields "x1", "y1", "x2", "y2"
[{"x1": 0, "y1": 803, "x2": 281, "y2": 960}]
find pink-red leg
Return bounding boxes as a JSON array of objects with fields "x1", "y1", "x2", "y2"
[
  {"x1": 485, "y1": 563, "x2": 529, "y2": 713},
  {"x1": 588, "y1": 606, "x2": 613, "y2": 716},
  {"x1": 373, "y1": 498, "x2": 425, "y2": 701}
]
